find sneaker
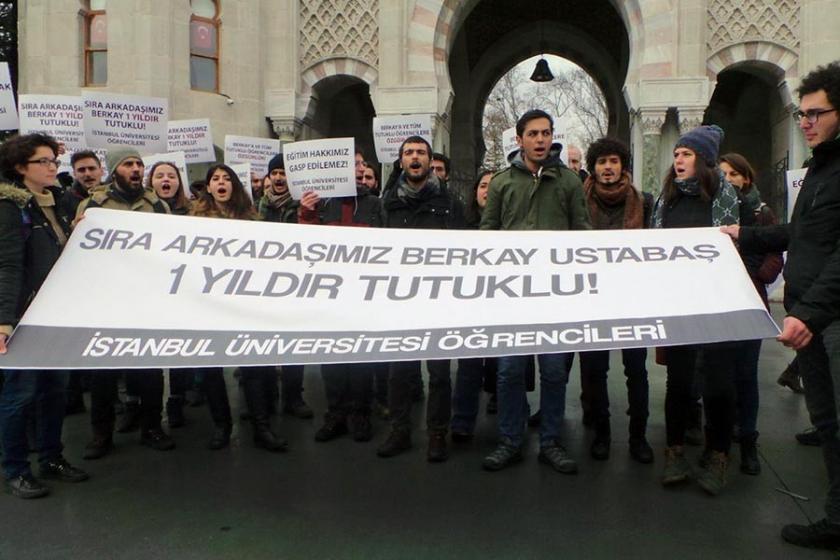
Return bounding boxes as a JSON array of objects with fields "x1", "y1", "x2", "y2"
[
  {"x1": 427, "y1": 432, "x2": 449, "y2": 463},
  {"x1": 377, "y1": 430, "x2": 412, "y2": 458},
  {"x1": 483, "y1": 440, "x2": 523, "y2": 471},
  {"x1": 283, "y1": 400, "x2": 314, "y2": 419},
  {"x1": 539, "y1": 442, "x2": 578, "y2": 474},
  {"x1": 629, "y1": 437, "x2": 654, "y2": 464},
  {"x1": 5, "y1": 475, "x2": 49, "y2": 499},
  {"x1": 83, "y1": 435, "x2": 114, "y2": 460},
  {"x1": 39, "y1": 458, "x2": 89, "y2": 483},
  {"x1": 781, "y1": 518, "x2": 840, "y2": 549},
  {"x1": 140, "y1": 429, "x2": 176, "y2": 451},
  {"x1": 796, "y1": 427, "x2": 821, "y2": 447},
  {"x1": 349, "y1": 413, "x2": 373, "y2": 443},
  {"x1": 696, "y1": 451, "x2": 728, "y2": 495},
  {"x1": 662, "y1": 446, "x2": 691, "y2": 485},
  {"x1": 314, "y1": 414, "x2": 348, "y2": 442}
]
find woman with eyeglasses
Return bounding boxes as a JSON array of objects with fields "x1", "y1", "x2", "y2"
[{"x1": 0, "y1": 133, "x2": 89, "y2": 499}]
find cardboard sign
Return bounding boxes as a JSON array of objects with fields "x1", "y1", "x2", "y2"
[
  {"x1": 372, "y1": 115, "x2": 433, "y2": 163},
  {"x1": 83, "y1": 91, "x2": 168, "y2": 154},
  {"x1": 0, "y1": 213, "x2": 779, "y2": 369},
  {"x1": 283, "y1": 137, "x2": 356, "y2": 200},
  {"x1": 786, "y1": 167, "x2": 807, "y2": 221},
  {"x1": 0, "y1": 62, "x2": 18, "y2": 131},
  {"x1": 168, "y1": 119, "x2": 216, "y2": 164},
  {"x1": 224, "y1": 135, "x2": 280, "y2": 178},
  {"x1": 18, "y1": 95, "x2": 86, "y2": 150}
]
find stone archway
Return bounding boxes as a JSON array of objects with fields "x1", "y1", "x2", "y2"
[{"x1": 440, "y1": 0, "x2": 632, "y2": 195}]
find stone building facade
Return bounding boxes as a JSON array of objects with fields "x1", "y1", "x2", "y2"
[{"x1": 16, "y1": 0, "x2": 840, "y2": 208}]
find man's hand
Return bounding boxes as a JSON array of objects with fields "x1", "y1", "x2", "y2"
[
  {"x1": 0, "y1": 334, "x2": 7, "y2": 354},
  {"x1": 300, "y1": 191, "x2": 320, "y2": 211},
  {"x1": 720, "y1": 225, "x2": 740, "y2": 241},
  {"x1": 778, "y1": 316, "x2": 813, "y2": 350}
]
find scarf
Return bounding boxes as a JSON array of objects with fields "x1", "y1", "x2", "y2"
[
  {"x1": 740, "y1": 185, "x2": 762, "y2": 213},
  {"x1": 652, "y1": 171, "x2": 740, "y2": 228},
  {"x1": 583, "y1": 171, "x2": 644, "y2": 229},
  {"x1": 264, "y1": 185, "x2": 292, "y2": 209},
  {"x1": 396, "y1": 172, "x2": 440, "y2": 202}
]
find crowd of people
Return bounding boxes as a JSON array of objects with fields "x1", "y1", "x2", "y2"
[{"x1": 1, "y1": 60, "x2": 839, "y2": 551}]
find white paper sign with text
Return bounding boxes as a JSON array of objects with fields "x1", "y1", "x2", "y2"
[
  {"x1": 0, "y1": 211, "x2": 779, "y2": 369},
  {"x1": 83, "y1": 91, "x2": 168, "y2": 154},
  {"x1": 0, "y1": 62, "x2": 19, "y2": 131},
  {"x1": 283, "y1": 137, "x2": 356, "y2": 200},
  {"x1": 224, "y1": 135, "x2": 280, "y2": 178},
  {"x1": 18, "y1": 95, "x2": 86, "y2": 150},
  {"x1": 372, "y1": 115, "x2": 433, "y2": 163},
  {"x1": 786, "y1": 167, "x2": 807, "y2": 221},
  {"x1": 168, "y1": 119, "x2": 215, "y2": 164}
]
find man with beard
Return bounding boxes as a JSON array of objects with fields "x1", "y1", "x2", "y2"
[
  {"x1": 578, "y1": 137, "x2": 653, "y2": 464},
  {"x1": 76, "y1": 148, "x2": 174, "y2": 458},
  {"x1": 377, "y1": 136, "x2": 465, "y2": 462},
  {"x1": 256, "y1": 154, "x2": 313, "y2": 419},
  {"x1": 481, "y1": 110, "x2": 591, "y2": 474}
]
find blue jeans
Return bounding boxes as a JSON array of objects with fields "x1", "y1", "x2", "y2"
[
  {"x1": 497, "y1": 353, "x2": 571, "y2": 448},
  {"x1": 0, "y1": 370, "x2": 69, "y2": 479},
  {"x1": 797, "y1": 320, "x2": 840, "y2": 523},
  {"x1": 733, "y1": 339, "x2": 762, "y2": 436}
]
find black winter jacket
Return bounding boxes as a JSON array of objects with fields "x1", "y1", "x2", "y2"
[
  {"x1": 739, "y1": 137, "x2": 840, "y2": 333},
  {"x1": 0, "y1": 182, "x2": 71, "y2": 329},
  {"x1": 381, "y1": 176, "x2": 465, "y2": 230}
]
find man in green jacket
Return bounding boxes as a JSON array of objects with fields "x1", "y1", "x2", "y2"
[{"x1": 480, "y1": 109, "x2": 591, "y2": 473}]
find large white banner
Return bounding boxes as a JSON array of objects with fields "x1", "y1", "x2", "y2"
[
  {"x1": 168, "y1": 119, "x2": 216, "y2": 164},
  {"x1": 372, "y1": 115, "x2": 433, "y2": 163},
  {"x1": 283, "y1": 137, "x2": 356, "y2": 200},
  {"x1": 0, "y1": 210, "x2": 779, "y2": 369},
  {"x1": 224, "y1": 135, "x2": 280, "y2": 178},
  {"x1": 0, "y1": 62, "x2": 18, "y2": 131},
  {"x1": 83, "y1": 91, "x2": 169, "y2": 154}
]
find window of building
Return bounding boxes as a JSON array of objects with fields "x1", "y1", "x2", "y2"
[
  {"x1": 84, "y1": 0, "x2": 107, "y2": 86},
  {"x1": 190, "y1": 0, "x2": 220, "y2": 92}
]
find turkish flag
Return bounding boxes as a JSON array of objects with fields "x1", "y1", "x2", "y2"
[{"x1": 191, "y1": 21, "x2": 213, "y2": 51}]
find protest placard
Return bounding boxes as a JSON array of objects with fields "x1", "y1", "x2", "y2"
[
  {"x1": 0, "y1": 211, "x2": 779, "y2": 369},
  {"x1": 18, "y1": 95, "x2": 86, "y2": 150},
  {"x1": 228, "y1": 162, "x2": 254, "y2": 201},
  {"x1": 142, "y1": 151, "x2": 189, "y2": 190},
  {"x1": 168, "y1": 119, "x2": 215, "y2": 164},
  {"x1": 83, "y1": 91, "x2": 168, "y2": 154},
  {"x1": 786, "y1": 167, "x2": 807, "y2": 221},
  {"x1": 0, "y1": 62, "x2": 19, "y2": 131},
  {"x1": 372, "y1": 115, "x2": 433, "y2": 163},
  {"x1": 224, "y1": 135, "x2": 280, "y2": 177},
  {"x1": 283, "y1": 137, "x2": 356, "y2": 199}
]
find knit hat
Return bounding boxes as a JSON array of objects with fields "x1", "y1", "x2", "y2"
[
  {"x1": 268, "y1": 153, "x2": 284, "y2": 174},
  {"x1": 675, "y1": 125, "x2": 724, "y2": 166},
  {"x1": 106, "y1": 147, "x2": 143, "y2": 178}
]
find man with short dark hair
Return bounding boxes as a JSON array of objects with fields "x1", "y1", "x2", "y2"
[
  {"x1": 481, "y1": 109, "x2": 590, "y2": 474},
  {"x1": 431, "y1": 152, "x2": 450, "y2": 182},
  {"x1": 59, "y1": 150, "x2": 103, "y2": 219},
  {"x1": 377, "y1": 135, "x2": 464, "y2": 462},
  {"x1": 579, "y1": 137, "x2": 653, "y2": 464},
  {"x1": 722, "y1": 61, "x2": 840, "y2": 550}
]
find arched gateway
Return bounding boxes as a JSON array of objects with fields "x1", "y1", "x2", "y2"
[{"x1": 16, "y1": 0, "x2": 837, "y2": 208}]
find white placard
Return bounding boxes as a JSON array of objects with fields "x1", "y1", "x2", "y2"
[
  {"x1": 0, "y1": 62, "x2": 19, "y2": 131},
  {"x1": 83, "y1": 91, "x2": 168, "y2": 154},
  {"x1": 372, "y1": 115, "x2": 433, "y2": 163},
  {"x1": 283, "y1": 137, "x2": 356, "y2": 200},
  {"x1": 228, "y1": 162, "x2": 254, "y2": 202},
  {"x1": 18, "y1": 95, "x2": 85, "y2": 150},
  {"x1": 786, "y1": 167, "x2": 807, "y2": 221},
  {"x1": 168, "y1": 119, "x2": 215, "y2": 164},
  {"x1": 142, "y1": 151, "x2": 189, "y2": 191},
  {"x1": 224, "y1": 135, "x2": 280, "y2": 178},
  {"x1": 0, "y1": 213, "x2": 779, "y2": 369}
]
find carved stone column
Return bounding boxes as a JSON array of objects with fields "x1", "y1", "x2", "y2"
[
  {"x1": 639, "y1": 109, "x2": 667, "y2": 196},
  {"x1": 677, "y1": 107, "x2": 705, "y2": 135},
  {"x1": 270, "y1": 117, "x2": 303, "y2": 144}
]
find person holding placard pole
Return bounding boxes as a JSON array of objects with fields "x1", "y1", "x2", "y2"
[
  {"x1": 722, "y1": 61, "x2": 840, "y2": 549},
  {"x1": 377, "y1": 135, "x2": 465, "y2": 462},
  {"x1": 192, "y1": 163, "x2": 287, "y2": 452},
  {"x1": 0, "y1": 132, "x2": 89, "y2": 499},
  {"x1": 652, "y1": 125, "x2": 754, "y2": 495},
  {"x1": 480, "y1": 110, "x2": 590, "y2": 475},
  {"x1": 298, "y1": 163, "x2": 384, "y2": 444}
]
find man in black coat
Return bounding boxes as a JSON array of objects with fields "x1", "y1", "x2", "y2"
[
  {"x1": 377, "y1": 136, "x2": 465, "y2": 462},
  {"x1": 723, "y1": 60, "x2": 840, "y2": 550}
]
